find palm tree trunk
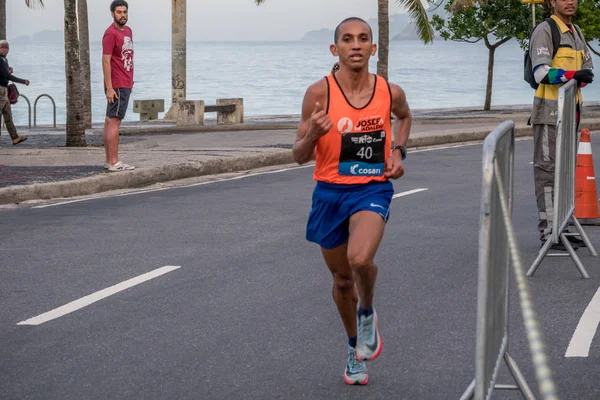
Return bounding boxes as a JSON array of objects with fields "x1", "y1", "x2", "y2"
[
  {"x1": 377, "y1": 0, "x2": 389, "y2": 80},
  {"x1": 77, "y1": 0, "x2": 92, "y2": 128},
  {"x1": 0, "y1": 0, "x2": 6, "y2": 39},
  {"x1": 64, "y1": 0, "x2": 86, "y2": 146}
]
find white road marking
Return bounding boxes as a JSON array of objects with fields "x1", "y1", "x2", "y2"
[
  {"x1": 32, "y1": 141, "x2": 481, "y2": 209},
  {"x1": 393, "y1": 188, "x2": 429, "y2": 199},
  {"x1": 17, "y1": 265, "x2": 181, "y2": 326},
  {"x1": 409, "y1": 142, "x2": 483, "y2": 153},
  {"x1": 184, "y1": 164, "x2": 314, "y2": 187},
  {"x1": 34, "y1": 197, "x2": 109, "y2": 208},
  {"x1": 565, "y1": 286, "x2": 600, "y2": 357}
]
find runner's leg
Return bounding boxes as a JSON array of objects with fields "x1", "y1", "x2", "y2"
[
  {"x1": 348, "y1": 210, "x2": 385, "y2": 309},
  {"x1": 348, "y1": 210, "x2": 386, "y2": 361},
  {"x1": 321, "y1": 241, "x2": 369, "y2": 385},
  {"x1": 321, "y1": 242, "x2": 358, "y2": 340}
]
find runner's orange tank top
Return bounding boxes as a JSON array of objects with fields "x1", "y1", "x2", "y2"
[{"x1": 313, "y1": 73, "x2": 392, "y2": 184}]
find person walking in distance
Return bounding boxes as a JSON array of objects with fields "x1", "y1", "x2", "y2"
[
  {"x1": 295, "y1": 17, "x2": 412, "y2": 385},
  {"x1": 0, "y1": 40, "x2": 29, "y2": 145},
  {"x1": 102, "y1": 0, "x2": 135, "y2": 172}
]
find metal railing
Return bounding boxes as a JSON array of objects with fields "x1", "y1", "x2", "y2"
[
  {"x1": 461, "y1": 121, "x2": 558, "y2": 400},
  {"x1": 17, "y1": 93, "x2": 32, "y2": 128},
  {"x1": 527, "y1": 80, "x2": 597, "y2": 278},
  {"x1": 33, "y1": 94, "x2": 57, "y2": 128}
]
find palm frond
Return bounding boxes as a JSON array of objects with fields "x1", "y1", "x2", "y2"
[
  {"x1": 396, "y1": 0, "x2": 434, "y2": 43},
  {"x1": 24, "y1": 0, "x2": 45, "y2": 9}
]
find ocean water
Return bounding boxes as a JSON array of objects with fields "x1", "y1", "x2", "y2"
[{"x1": 5, "y1": 39, "x2": 600, "y2": 127}]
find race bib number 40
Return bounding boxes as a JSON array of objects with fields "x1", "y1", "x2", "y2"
[{"x1": 338, "y1": 130, "x2": 386, "y2": 176}]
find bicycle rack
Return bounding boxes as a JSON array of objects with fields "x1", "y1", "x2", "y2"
[
  {"x1": 34, "y1": 94, "x2": 57, "y2": 128},
  {"x1": 17, "y1": 93, "x2": 32, "y2": 128}
]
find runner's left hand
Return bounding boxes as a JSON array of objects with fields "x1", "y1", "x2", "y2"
[{"x1": 385, "y1": 153, "x2": 404, "y2": 179}]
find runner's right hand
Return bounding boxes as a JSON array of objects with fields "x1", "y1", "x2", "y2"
[
  {"x1": 106, "y1": 88, "x2": 119, "y2": 104},
  {"x1": 309, "y1": 102, "x2": 332, "y2": 139}
]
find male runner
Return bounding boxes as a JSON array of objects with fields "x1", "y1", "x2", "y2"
[{"x1": 295, "y1": 17, "x2": 412, "y2": 385}]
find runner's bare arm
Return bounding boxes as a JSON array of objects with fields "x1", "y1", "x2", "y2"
[
  {"x1": 390, "y1": 83, "x2": 411, "y2": 149},
  {"x1": 383, "y1": 84, "x2": 410, "y2": 179},
  {"x1": 102, "y1": 54, "x2": 113, "y2": 90},
  {"x1": 293, "y1": 79, "x2": 332, "y2": 165}
]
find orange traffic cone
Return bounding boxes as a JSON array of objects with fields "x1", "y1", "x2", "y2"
[{"x1": 575, "y1": 128, "x2": 600, "y2": 225}]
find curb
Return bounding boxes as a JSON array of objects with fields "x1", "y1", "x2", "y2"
[
  {"x1": 3, "y1": 119, "x2": 600, "y2": 205},
  {"x1": 115, "y1": 123, "x2": 299, "y2": 136},
  {"x1": 0, "y1": 150, "x2": 294, "y2": 205}
]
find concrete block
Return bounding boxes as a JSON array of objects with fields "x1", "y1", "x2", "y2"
[
  {"x1": 216, "y1": 98, "x2": 244, "y2": 125},
  {"x1": 133, "y1": 99, "x2": 165, "y2": 121},
  {"x1": 175, "y1": 100, "x2": 205, "y2": 126}
]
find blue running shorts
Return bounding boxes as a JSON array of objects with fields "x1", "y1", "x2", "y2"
[{"x1": 306, "y1": 180, "x2": 394, "y2": 250}]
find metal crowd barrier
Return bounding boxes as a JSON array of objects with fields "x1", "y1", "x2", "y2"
[
  {"x1": 461, "y1": 121, "x2": 558, "y2": 400},
  {"x1": 527, "y1": 80, "x2": 597, "y2": 278}
]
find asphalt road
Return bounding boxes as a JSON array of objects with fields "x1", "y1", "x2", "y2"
[{"x1": 2, "y1": 137, "x2": 600, "y2": 399}]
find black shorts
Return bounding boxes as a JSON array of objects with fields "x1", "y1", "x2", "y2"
[{"x1": 105, "y1": 88, "x2": 132, "y2": 119}]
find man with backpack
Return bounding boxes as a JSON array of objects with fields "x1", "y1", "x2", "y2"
[
  {"x1": 0, "y1": 40, "x2": 29, "y2": 146},
  {"x1": 529, "y1": 0, "x2": 593, "y2": 251}
]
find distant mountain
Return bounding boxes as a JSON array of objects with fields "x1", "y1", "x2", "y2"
[
  {"x1": 391, "y1": 24, "x2": 421, "y2": 41},
  {"x1": 32, "y1": 30, "x2": 63, "y2": 43},
  {"x1": 301, "y1": 13, "x2": 411, "y2": 42},
  {"x1": 302, "y1": 28, "x2": 333, "y2": 42},
  {"x1": 391, "y1": 8, "x2": 446, "y2": 41},
  {"x1": 10, "y1": 35, "x2": 31, "y2": 44}
]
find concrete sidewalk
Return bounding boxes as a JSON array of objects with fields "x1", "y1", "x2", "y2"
[{"x1": 1, "y1": 104, "x2": 600, "y2": 205}]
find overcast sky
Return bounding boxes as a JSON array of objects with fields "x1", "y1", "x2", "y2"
[{"x1": 6, "y1": 0, "x2": 409, "y2": 42}]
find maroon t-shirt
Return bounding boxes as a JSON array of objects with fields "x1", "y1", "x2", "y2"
[{"x1": 102, "y1": 24, "x2": 134, "y2": 89}]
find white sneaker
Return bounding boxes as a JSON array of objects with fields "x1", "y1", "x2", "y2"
[{"x1": 104, "y1": 161, "x2": 135, "y2": 172}]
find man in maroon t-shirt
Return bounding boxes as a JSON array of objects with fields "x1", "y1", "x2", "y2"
[{"x1": 102, "y1": 0, "x2": 135, "y2": 172}]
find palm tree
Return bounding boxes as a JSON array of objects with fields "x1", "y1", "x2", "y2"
[
  {"x1": 378, "y1": 0, "x2": 434, "y2": 80},
  {"x1": 254, "y1": 0, "x2": 434, "y2": 80},
  {"x1": 1, "y1": 0, "x2": 45, "y2": 39},
  {"x1": 77, "y1": 0, "x2": 92, "y2": 129},
  {"x1": 64, "y1": 0, "x2": 86, "y2": 146},
  {"x1": 377, "y1": 0, "x2": 391, "y2": 79}
]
